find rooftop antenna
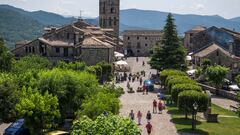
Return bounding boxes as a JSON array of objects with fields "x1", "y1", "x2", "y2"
[{"x1": 78, "y1": 10, "x2": 84, "y2": 21}]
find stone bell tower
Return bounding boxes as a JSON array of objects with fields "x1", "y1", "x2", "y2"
[{"x1": 99, "y1": 0, "x2": 120, "y2": 46}]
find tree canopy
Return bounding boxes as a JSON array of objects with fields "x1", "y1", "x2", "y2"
[
  {"x1": 149, "y1": 13, "x2": 186, "y2": 71},
  {"x1": 15, "y1": 87, "x2": 60, "y2": 135},
  {"x1": 206, "y1": 65, "x2": 229, "y2": 87},
  {"x1": 0, "y1": 73, "x2": 19, "y2": 122},
  {"x1": 0, "y1": 38, "x2": 13, "y2": 71},
  {"x1": 77, "y1": 92, "x2": 120, "y2": 120},
  {"x1": 71, "y1": 114, "x2": 141, "y2": 135}
]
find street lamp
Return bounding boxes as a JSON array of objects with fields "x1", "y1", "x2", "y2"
[{"x1": 192, "y1": 102, "x2": 198, "y2": 130}]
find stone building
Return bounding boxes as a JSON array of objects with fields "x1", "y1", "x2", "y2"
[
  {"x1": 192, "y1": 43, "x2": 240, "y2": 78},
  {"x1": 12, "y1": 20, "x2": 115, "y2": 65},
  {"x1": 99, "y1": 0, "x2": 121, "y2": 51},
  {"x1": 184, "y1": 26, "x2": 206, "y2": 52},
  {"x1": 184, "y1": 26, "x2": 240, "y2": 56},
  {"x1": 123, "y1": 30, "x2": 162, "y2": 56}
]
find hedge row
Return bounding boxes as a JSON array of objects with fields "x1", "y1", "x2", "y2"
[{"x1": 161, "y1": 69, "x2": 209, "y2": 115}]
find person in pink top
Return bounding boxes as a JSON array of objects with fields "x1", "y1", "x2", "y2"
[
  {"x1": 137, "y1": 110, "x2": 142, "y2": 125},
  {"x1": 158, "y1": 100, "x2": 163, "y2": 114}
]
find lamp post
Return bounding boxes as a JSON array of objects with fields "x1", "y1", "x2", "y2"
[{"x1": 192, "y1": 102, "x2": 198, "y2": 130}]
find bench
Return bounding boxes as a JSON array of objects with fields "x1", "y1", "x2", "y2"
[{"x1": 230, "y1": 105, "x2": 238, "y2": 112}]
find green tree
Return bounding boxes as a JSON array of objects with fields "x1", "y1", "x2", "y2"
[
  {"x1": 57, "y1": 61, "x2": 86, "y2": 71},
  {"x1": 160, "y1": 69, "x2": 186, "y2": 87},
  {"x1": 0, "y1": 38, "x2": 13, "y2": 71},
  {"x1": 171, "y1": 84, "x2": 202, "y2": 103},
  {"x1": 77, "y1": 92, "x2": 120, "y2": 119},
  {"x1": 235, "y1": 75, "x2": 240, "y2": 85},
  {"x1": 178, "y1": 90, "x2": 209, "y2": 119},
  {"x1": 206, "y1": 65, "x2": 229, "y2": 88},
  {"x1": 201, "y1": 58, "x2": 211, "y2": 71},
  {"x1": 12, "y1": 54, "x2": 52, "y2": 73},
  {"x1": 150, "y1": 13, "x2": 186, "y2": 71},
  {"x1": 38, "y1": 69, "x2": 98, "y2": 118},
  {"x1": 0, "y1": 73, "x2": 19, "y2": 122},
  {"x1": 71, "y1": 114, "x2": 141, "y2": 135},
  {"x1": 15, "y1": 87, "x2": 60, "y2": 135}
]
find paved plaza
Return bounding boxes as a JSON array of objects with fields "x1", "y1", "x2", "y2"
[
  {"x1": 117, "y1": 57, "x2": 178, "y2": 135},
  {"x1": 211, "y1": 95, "x2": 239, "y2": 110}
]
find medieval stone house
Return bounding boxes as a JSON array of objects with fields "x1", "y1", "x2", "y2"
[
  {"x1": 184, "y1": 26, "x2": 240, "y2": 56},
  {"x1": 12, "y1": 20, "x2": 116, "y2": 65},
  {"x1": 123, "y1": 30, "x2": 163, "y2": 56}
]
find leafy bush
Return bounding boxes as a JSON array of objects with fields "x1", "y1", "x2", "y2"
[
  {"x1": 12, "y1": 54, "x2": 52, "y2": 73},
  {"x1": 165, "y1": 75, "x2": 190, "y2": 87},
  {"x1": 160, "y1": 69, "x2": 186, "y2": 86},
  {"x1": 178, "y1": 90, "x2": 209, "y2": 118},
  {"x1": 100, "y1": 83, "x2": 124, "y2": 98},
  {"x1": 0, "y1": 73, "x2": 19, "y2": 122},
  {"x1": 15, "y1": 87, "x2": 60, "y2": 134},
  {"x1": 97, "y1": 61, "x2": 112, "y2": 75},
  {"x1": 38, "y1": 68, "x2": 98, "y2": 118},
  {"x1": 77, "y1": 92, "x2": 120, "y2": 119},
  {"x1": 206, "y1": 65, "x2": 229, "y2": 87},
  {"x1": 171, "y1": 84, "x2": 202, "y2": 103},
  {"x1": 71, "y1": 114, "x2": 141, "y2": 135},
  {"x1": 0, "y1": 39, "x2": 13, "y2": 71},
  {"x1": 167, "y1": 77, "x2": 197, "y2": 92},
  {"x1": 57, "y1": 61, "x2": 86, "y2": 71}
]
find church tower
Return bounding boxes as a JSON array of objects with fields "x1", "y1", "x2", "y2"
[{"x1": 99, "y1": 0, "x2": 120, "y2": 46}]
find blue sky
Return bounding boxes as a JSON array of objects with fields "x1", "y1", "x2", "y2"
[{"x1": 0, "y1": 0, "x2": 240, "y2": 19}]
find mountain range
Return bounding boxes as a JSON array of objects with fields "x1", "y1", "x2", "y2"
[{"x1": 0, "y1": 4, "x2": 240, "y2": 49}]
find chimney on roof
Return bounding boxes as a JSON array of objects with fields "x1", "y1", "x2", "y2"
[{"x1": 51, "y1": 27, "x2": 57, "y2": 33}]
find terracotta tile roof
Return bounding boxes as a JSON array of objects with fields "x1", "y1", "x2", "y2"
[
  {"x1": 185, "y1": 26, "x2": 206, "y2": 33},
  {"x1": 193, "y1": 43, "x2": 240, "y2": 60},
  {"x1": 38, "y1": 38, "x2": 74, "y2": 47},
  {"x1": 81, "y1": 37, "x2": 113, "y2": 49}
]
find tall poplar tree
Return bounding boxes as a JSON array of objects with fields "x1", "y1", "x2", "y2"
[{"x1": 150, "y1": 13, "x2": 186, "y2": 71}]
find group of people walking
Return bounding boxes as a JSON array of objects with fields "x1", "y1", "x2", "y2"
[{"x1": 129, "y1": 99, "x2": 165, "y2": 135}]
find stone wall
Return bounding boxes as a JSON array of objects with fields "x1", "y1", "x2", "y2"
[
  {"x1": 123, "y1": 33, "x2": 161, "y2": 56},
  {"x1": 81, "y1": 48, "x2": 113, "y2": 65}
]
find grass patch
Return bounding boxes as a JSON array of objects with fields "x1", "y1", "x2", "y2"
[
  {"x1": 168, "y1": 104, "x2": 240, "y2": 135},
  {"x1": 211, "y1": 104, "x2": 237, "y2": 116}
]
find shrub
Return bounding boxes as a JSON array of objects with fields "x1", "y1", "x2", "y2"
[
  {"x1": 167, "y1": 77, "x2": 197, "y2": 93},
  {"x1": 160, "y1": 69, "x2": 186, "y2": 86},
  {"x1": 15, "y1": 87, "x2": 60, "y2": 134},
  {"x1": 71, "y1": 114, "x2": 140, "y2": 135},
  {"x1": 171, "y1": 84, "x2": 202, "y2": 103},
  {"x1": 178, "y1": 90, "x2": 209, "y2": 118},
  {"x1": 0, "y1": 73, "x2": 19, "y2": 122},
  {"x1": 38, "y1": 68, "x2": 98, "y2": 118},
  {"x1": 77, "y1": 92, "x2": 120, "y2": 119},
  {"x1": 165, "y1": 75, "x2": 190, "y2": 87},
  {"x1": 57, "y1": 61, "x2": 86, "y2": 71}
]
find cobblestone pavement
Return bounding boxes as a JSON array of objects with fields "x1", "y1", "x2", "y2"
[
  {"x1": 117, "y1": 57, "x2": 177, "y2": 135},
  {"x1": 211, "y1": 95, "x2": 239, "y2": 110}
]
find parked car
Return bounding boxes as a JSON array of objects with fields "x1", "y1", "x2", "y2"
[
  {"x1": 46, "y1": 130, "x2": 70, "y2": 135},
  {"x1": 4, "y1": 119, "x2": 29, "y2": 135}
]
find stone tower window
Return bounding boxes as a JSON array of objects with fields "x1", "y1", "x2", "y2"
[
  {"x1": 109, "y1": 17, "x2": 112, "y2": 26},
  {"x1": 111, "y1": 8, "x2": 115, "y2": 13},
  {"x1": 137, "y1": 42, "x2": 141, "y2": 49},
  {"x1": 114, "y1": 17, "x2": 117, "y2": 25},
  {"x1": 67, "y1": 33, "x2": 70, "y2": 39}
]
